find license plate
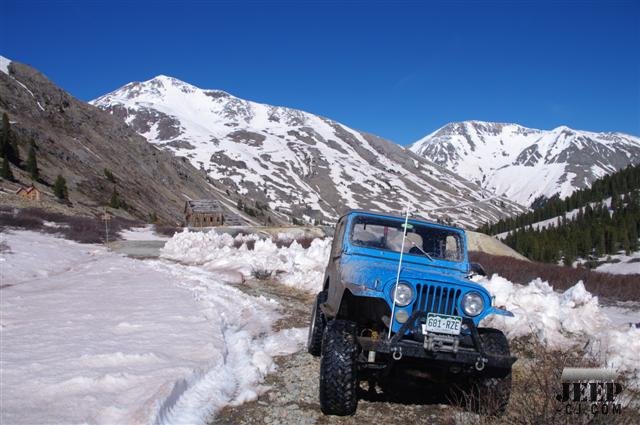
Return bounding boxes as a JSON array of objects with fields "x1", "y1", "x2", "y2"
[{"x1": 422, "y1": 313, "x2": 462, "y2": 336}]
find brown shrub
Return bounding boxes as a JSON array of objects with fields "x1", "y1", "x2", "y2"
[
  {"x1": 0, "y1": 207, "x2": 142, "y2": 244},
  {"x1": 229, "y1": 235, "x2": 322, "y2": 250},
  {"x1": 273, "y1": 235, "x2": 322, "y2": 249},
  {"x1": 154, "y1": 224, "x2": 179, "y2": 237},
  {"x1": 470, "y1": 252, "x2": 640, "y2": 302},
  {"x1": 232, "y1": 239, "x2": 256, "y2": 250}
]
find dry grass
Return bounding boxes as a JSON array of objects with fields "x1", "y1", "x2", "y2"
[
  {"x1": 470, "y1": 252, "x2": 640, "y2": 302},
  {"x1": 0, "y1": 207, "x2": 142, "y2": 243},
  {"x1": 448, "y1": 338, "x2": 639, "y2": 424}
]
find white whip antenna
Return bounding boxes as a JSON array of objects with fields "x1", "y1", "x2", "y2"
[{"x1": 388, "y1": 203, "x2": 411, "y2": 339}]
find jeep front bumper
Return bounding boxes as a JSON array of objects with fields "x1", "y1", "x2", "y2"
[{"x1": 357, "y1": 311, "x2": 516, "y2": 374}]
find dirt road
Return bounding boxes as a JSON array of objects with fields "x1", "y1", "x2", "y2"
[{"x1": 212, "y1": 278, "x2": 465, "y2": 425}]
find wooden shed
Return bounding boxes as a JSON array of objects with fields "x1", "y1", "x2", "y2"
[
  {"x1": 16, "y1": 185, "x2": 41, "y2": 202},
  {"x1": 184, "y1": 200, "x2": 225, "y2": 227}
]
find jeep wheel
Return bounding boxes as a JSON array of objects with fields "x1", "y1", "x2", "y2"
[
  {"x1": 469, "y1": 328, "x2": 512, "y2": 416},
  {"x1": 307, "y1": 291, "x2": 327, "y2": 356},
  {"x1": 319, "y1": 320, "x2": 359, "y2": 415}
]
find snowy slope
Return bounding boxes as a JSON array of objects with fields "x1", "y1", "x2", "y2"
[
  {"x1": 410, "y1": 121, "x2": 640, "y2": 206},
  {"x1": 595, "y1": 252, "x2": 640, "y2": 275},
  {"x1": 495, "y1": 197, "x2": 613, "y2": 239},
  {"x1": 91, "y1": 78, "x2": 525, "y2": 228}
]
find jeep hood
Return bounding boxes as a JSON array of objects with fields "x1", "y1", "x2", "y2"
[{"x1": 340, "y1": 254, "x2": 485, "y2": 294}]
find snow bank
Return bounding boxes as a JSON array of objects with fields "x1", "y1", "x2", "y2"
[
  {"x1": 162, "y1": 230, "x2": 639, "y2": 383},
  {"x1": 1, "y1": 231, "x2": 306, "y2": 425},
  {"x1": 161, "y1": 229, "x2": 331, "y2": 292},
  {"x1": 479, "y1": 275, "x2": 640, "y2": 384}
]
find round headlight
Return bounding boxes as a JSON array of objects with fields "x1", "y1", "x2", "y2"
[
  {"x1": 462, "y1": 292, "x2": 484, "y2": 316},
  {"x1": 393, "y1": 283, "x2": 413, "y2": 307}
]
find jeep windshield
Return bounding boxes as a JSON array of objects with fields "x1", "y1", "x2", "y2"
[{"x1": 350, "y1": 216, "x2": 463, "y2": 262}]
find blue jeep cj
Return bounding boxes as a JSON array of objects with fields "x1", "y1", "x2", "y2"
[{"x1": 307, "y1": 210, "x2": 516, "y2": 416}]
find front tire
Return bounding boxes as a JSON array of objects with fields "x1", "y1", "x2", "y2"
[
  {"x1": 469, "y1": 328, "x2": 512, "y2": 416},
  {"x1": 307, "y1": 291, "x2": 327, "y2": 356},
  {"x1": 319, "y1": 320, "x2": 359, "y2": 415}
]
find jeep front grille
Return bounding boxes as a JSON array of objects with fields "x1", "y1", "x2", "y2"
[{"x1": 414, "y1": 284, "x2": 461, "y2": 316}]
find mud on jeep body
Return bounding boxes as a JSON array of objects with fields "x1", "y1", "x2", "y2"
[{"x1": 308, "y1": 211, "x2": 516, "y2": 416}]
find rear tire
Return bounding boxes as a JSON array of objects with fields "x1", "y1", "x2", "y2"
[
  {"x1": 319, "y1": 320, "x2": 359, "y2": 415},
  {"x1": 469, "y1": 328, "x2": 512, "y2": 417},
  {"x1": 307, "y1": 291, "x2": 327, "y2": 356}
]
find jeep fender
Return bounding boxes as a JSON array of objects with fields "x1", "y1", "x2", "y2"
[{"x1": 321, "y1": 281, "x2": 390, "y2": 324}]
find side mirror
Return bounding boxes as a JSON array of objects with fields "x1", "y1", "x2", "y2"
[{"x1": 470, "y1": 262, "x2": 486, "y2": 277}]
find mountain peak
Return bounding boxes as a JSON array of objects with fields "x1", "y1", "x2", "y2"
[
  {"x1": 410, "y1": 121, "x2": 640, "y2": 206},
  {"x1": 148, "y1": 74, "x2": 188, "y2": 85},
  {"x1": 550, "y1": 125, "x2": 574, "y2": 134}
]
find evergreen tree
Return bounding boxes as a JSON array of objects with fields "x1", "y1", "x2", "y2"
[
  {"x1": 629, "y1": 222, "x2": 639, "y2": 252},
  {"x1": 109, "y1": 186, "x2": 121, "y2": 209},
  {"x1": 104, "y1": 168, "x2": 116, "y2": 183},
  {"x1": 1, "y1": 113, "x2": 7, "y2": 153},
  {"x1": 620, "y1": 229, "x2": 630, "y2": 255},
  {"x1": 1, "y1": 113, "x2": 20, "y2": 165},
  {"x1": 53, "y1": 175, "x2": 68, "y2": 200},
  {"x1": 26, "y1": 140, "x2": 39, "y2": 180},
  {"x1": 1, "y1": 113, "x2": 14, "y2": 162},
  {"x1": 595, "y1": 228, "x2": 606, "y2": 257},
  {"x1": 1, "y1": 155, "x2": 13, "y2": 180}
]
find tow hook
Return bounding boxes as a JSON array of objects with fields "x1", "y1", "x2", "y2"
[
  {"x1": 475, "y1": 357, "x2": 488, "y2": 371},
  {"x1": 391, "y1": 347, "x2": 403, "y2": 361}
]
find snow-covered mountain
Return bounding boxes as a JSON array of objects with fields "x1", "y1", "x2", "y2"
[
  {"x1": 91, "y1": 77, "x2": 525, "y2": 227},
  {"x1": 410, "y1": 121, "x2": 640, "y2": 206},
  {"x1": 0, "y1": 56, "x2": 254, "y2": 224}
]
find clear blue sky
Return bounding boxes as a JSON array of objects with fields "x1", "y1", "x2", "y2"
[{"x1": 1, "y1": 0, "x2": 638, "y2": 143}]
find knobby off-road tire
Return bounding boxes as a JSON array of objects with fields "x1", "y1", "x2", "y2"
[
  {"x1": 470, "y1": 328, "x2": 512, "y2": 417},
  {"x1": 307, "y1": 291, "x2": 327, "y2": 356},
  {"x1": 319, "y1": 320, "x2": 359, "y2": 416}
]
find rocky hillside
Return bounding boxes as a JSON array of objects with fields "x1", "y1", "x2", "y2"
[
  {"x1": 410, "y1": 121, "x2": 640, "y2": 206},
  {"x1": 0, "y1": 56, "x2": 257, "y2": 224},
  {"x1": 92, "y1": 76, "x2": 525, "y2": 227}
]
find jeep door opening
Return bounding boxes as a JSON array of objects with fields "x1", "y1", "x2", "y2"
[{"x1": 307, "y1": 210, "x2": 517, "y2": 416}]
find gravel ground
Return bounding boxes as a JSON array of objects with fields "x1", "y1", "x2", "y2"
[{"x1": 212, "y1": 278, "x2": 466, "y2": 425}]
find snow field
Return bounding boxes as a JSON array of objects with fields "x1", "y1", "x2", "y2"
[{"x1": 1, "y1": 231, "x2": 305, "y2": 425}]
